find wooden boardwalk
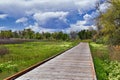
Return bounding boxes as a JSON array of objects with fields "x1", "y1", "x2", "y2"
[{"x1": 15, "y1": 42, "x2": 97, "y2": 80}]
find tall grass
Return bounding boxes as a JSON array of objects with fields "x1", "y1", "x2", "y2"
[
  {"x1": 90, "y1": 42, "x2": 120, "y2": 80},
  {"x1": 0, "y1": 46, "x2": 9, "y2": 56},
  {"x1": 0, "y1": 41, "x2": 78, "y2": 80}
]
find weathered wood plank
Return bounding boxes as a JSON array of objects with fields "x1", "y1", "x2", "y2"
[{"x1": 15, "y1": 42, "x2": 97, "y2": 80}]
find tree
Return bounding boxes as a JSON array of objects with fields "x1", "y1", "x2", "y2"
[
  {"x1": 0, "y1": 30, "x2": 12, "y2": 39},
  {"x1": 12, "y1": 31, "x2": 19, "y2": 38},
  {"x1": 43, "y1": 32, "x2": 51, "y2": 40},
  {"x1": 35, "y1": 32, "x2": 43, "y2": 39},
  {"x1": 70, "y1": 31, "x2": 78, "y2": 40},
  {"x1": 62, "y1": 33, "x2": 69, "y2": 41},
  {"x1": 95, "y1": 0, "x2": 120, "y2": 45},
  {"x1": 78, "y1": 30, "x2": 93, "y2": 40}
]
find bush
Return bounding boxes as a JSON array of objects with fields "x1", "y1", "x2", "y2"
[
  {"x1": 90, "y1": 42, "x2": 120, "y2": 80},
  {"x1": 96, "y1": 38, "x2": 104, "y2": 44},
  {"x1": 107, "y1": 61, "x2": 120, "y2": 80},
  {"x1": 0, "y1": 61, "x2": 18, "y2": 73},
  {"x1": 0, "y1": 46, "x2": 9, "y2": 56}
]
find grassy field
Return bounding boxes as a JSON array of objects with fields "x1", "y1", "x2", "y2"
[
  {"x1": 90, "y1": 42, "x2": 120, "y2": 80},
  {"x1": 0, "y1": 41, "x2": 78, "y2": 80}
]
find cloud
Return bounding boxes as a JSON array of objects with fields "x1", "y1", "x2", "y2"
[
  {"x1": 26, "y1": 22, "x2": 59, "y2": 33},
  {"x1": 83, "y1": 10, "x2": 100, "y2": 21},
  {"x1": 83, "y1": 14, "x2": 93, "y2": 21},
  {"x1": 82, "y1": 11, "x2": 99, "y2": 25},
  {"x1": 16, "y1": 17, "x2": 28, "y2": 23},
  {"x1": 33, "y1": 11, "x2": 69, "y2": 24},
  {"x1": 99, "y1": 2, "x2": 111, "y2": 12},
  {"x1": 64, "y1": 20, "x2": 96, "y2": 33},
  {"x1": 0, "y1": 0, "x2": 99, "y2": 18},
  {"x1": 0, "y1": 14, "x2": 8, "y2": 19},
  {"x1": 75, "y1": 0, "x2": 99, "y2": 14},
  {"x1": 66, "y1": 21, "x2": 87, "y2": 32},
  {"x1": 0, "y1": 26, "x2": 6, "y2": 30},
  {"x1": 0, "y1": 0, "x2": 106, "y2": 32},
  {"x1": 26, "y1": 23, "x2": 39, "y2": 32},
  {"x1": 33, "y1": 11, "x2": 69, "y2": 29}
]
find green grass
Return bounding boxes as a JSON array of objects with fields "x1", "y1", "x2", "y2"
[
  {"x1": 0, "y1": 41, "x2": 78, "y2": 80},
  {"x1": 90, "y1": 42, "x2": 120, "y2": 80}
]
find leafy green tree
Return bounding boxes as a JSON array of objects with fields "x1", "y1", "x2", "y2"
[
  {"x1": 35, "y1": 32, "x2": 43, "y2": 39},
  {"x1": 70, "y1": 31, "x2": 78, "y2": 40},
  {"x1": 78, "y1": 30, "x2": 93, "y2": 40},
  {"x1": 95, "y1": 0, "x2": 120, "y2": 45},
  {"x1": 12, "y1": 31, "x2": 19, "y2": 38},
  {"x1": 62, "y1": 33, "x2": 69, "y2": 41},
  {"x1": 0, "y1": 30, "x2": 12, "y2": 39},
  {"x1": 43, "y1": 32, "x2": 51, "y2": 40}
]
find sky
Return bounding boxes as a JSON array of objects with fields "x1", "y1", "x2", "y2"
[{"x1": 0, "y1": 0, "x2": 108, "y2": 33}]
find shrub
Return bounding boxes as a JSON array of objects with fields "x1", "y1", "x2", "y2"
[
  {"x1": 0, "y1": 46, "x2": 9, "y2": 56},
  {"x1": 0, "y1": 61, "x2": 18, "y2": 73},
  {"x1": 96, "y1": 38, "x2": 104, "y2": 44},
  {"x1": 109, "y1": 46, "x2": 120, "y2": 61}
]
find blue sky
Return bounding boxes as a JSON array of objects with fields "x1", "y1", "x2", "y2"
[{"x1": 0, "y1": 0, "x2": 108, "y2": 33}]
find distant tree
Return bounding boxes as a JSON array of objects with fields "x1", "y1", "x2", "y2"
[
  {"x1": 51, "y1": 32, "x2": 57, "y2": 40},
  {"x1": 0, "y1": 30, "x2": 12, "y2": 39},
  {"x1": 62, "y1": 33, "x2": 69, "y2": 41},
  {"x1": 56, "y1": 32, "x2": 63, "y2": 40},
  {"x1": 35, "y1": 32, "x2": 43, "y2": 39},
  {"x1": 19, "y1": 29, "x2": 34, "y2": 39},
  {"x1": 78, "y1": 30, "x2": 93, "y2": 40},
  {"x1": 95, "y1": 0, "x2": 120, "y2": 45},
  {"x1": 12, "y1": 31, "x2": 19, "y2": 38},
  {"x1": 43, "y1": 32, "x2": 51, "y2": 40},
  {"x1": 70, "y1": 31, "x2": 78, "y2": 40}
]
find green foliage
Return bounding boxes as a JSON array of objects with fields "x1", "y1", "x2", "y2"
[
  {"x1": 70, "y1": 31, "x2": 78, "y2": 40},
  {"x1": 0, "y1": 28, "x2": 96, "y2": 41},
  {"x1": 0, "y1": 61, "x2": 18, "y2": 73},
  {"x1": 96, "y1": 0, "x2": 120, "y2": 45},
  {"x1": 0, "y1": 41, "x2": 78, "y2": 80},
  {"x1": 107, "y1": 61, "x2": 120, "y2": 80},
  {"x1": 78, "y1": 30, "x2": 97, "y2": 40},
  {"x1": 35, "y1": 32, "x2": 43, "y2": 39},
  {"x1": 110, "y1": 28, "x2": 120, "y2": 45},
  {"x1": 0, "y1": 29, "x2": 70, "y2": 41},
  {"x1": 95, "y1": 37, "x2": 104, "y2": 44},
  {"x1": 94, "y1": 58, "x2": 108, "y2": 80},
  {"x1": 52, "y1": 32, "x2": 69, "y2": 41},
  {"x1": 90, "y1": 42, "x2": 120, "y2": 80},
  {"x1": 0, "y1": 46, "x2": 9, "y2": 56},
  {"x1": 0, "y1": 30, "x2": 12, "y2": 39}
]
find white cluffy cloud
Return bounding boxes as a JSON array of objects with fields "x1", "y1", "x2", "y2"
[
  {"x1": 67, "y1": 21, "x2": 87, "y2": 32},
  {"x1": 16, "y1": 17, "x2": 28, "y2": 23},
  {"x1": 26, "y1": 23, "x2": 59, "y2": 33},
  {"x1": 0, "y1": 26, "x2": 6, "y2": 30},
  {"x1": 65, "y1": 21, "x2": 96, "y2": 33},
  {"x1": 0, "y1": 0, "x2": 108, "y2": 32},
  {"x1": 0, "y1": 14, "x2": 8, "y2": 19},
  {"x1": 0, "y1": 0, "x2": 99, "y2": 17},
  {"x1": 83, "y1": 14, "x2": 93, "y2": 21},
  {"x1": 99, "y1": 2, "x2": 111, "y2": 12},
  {"x1": 26, "y1": 21, "x2": 96, "y2": 33},
  {"x1": 75, "y1": 0, "x2": 99, "y2": 14},
  {"x1": 33, "y1": 11, "x2": 69, "y2": 24}
]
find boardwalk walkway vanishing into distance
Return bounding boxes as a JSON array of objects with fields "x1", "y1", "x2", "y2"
[{"x1": 7, "y1": 42, "x2": 97, "y2": 80}]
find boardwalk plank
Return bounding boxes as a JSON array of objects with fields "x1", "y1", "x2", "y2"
[{"x1": 15, "y1": 42, "x2": 97, "y2": 80}]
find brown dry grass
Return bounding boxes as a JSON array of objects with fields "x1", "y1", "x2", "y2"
[
  {"x1": 113, "y1": 45, "x2": 120, "y2": 51},
  {"x1": 0, "y1": 45, "x2": 9, "y2": 56},
  {"x1": 109, "y1": 45, "x2": 120, "y2": 61}
]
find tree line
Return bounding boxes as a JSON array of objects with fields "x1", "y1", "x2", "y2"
[
  {"x1": 0, "y1": 29, "x2": 96, "y2": 41},
  {"x1": 95, "y1": 0, "x2": 120, "y2": 45}
]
